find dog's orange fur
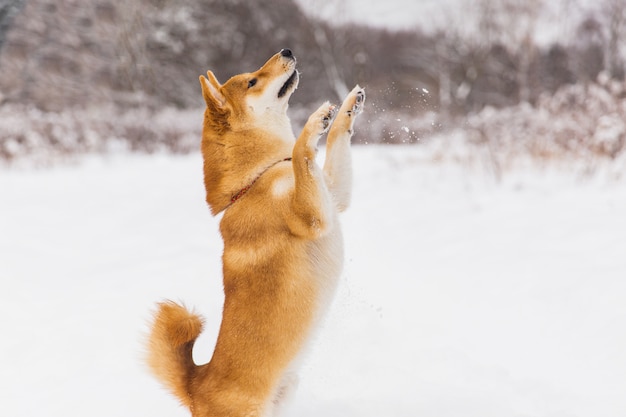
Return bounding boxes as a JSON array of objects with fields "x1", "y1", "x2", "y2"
[{"x1": 147, "y1": 50, "x2": 365, "y2": 417}]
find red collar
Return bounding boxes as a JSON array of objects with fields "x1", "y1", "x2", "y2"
[{"x1": 229, "y1": 158, "x2": 292, "y2": 204}]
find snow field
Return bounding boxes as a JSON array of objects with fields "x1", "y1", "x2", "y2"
[{"x1": 1, "y1": 146, "x2": 625, "y2": 416}]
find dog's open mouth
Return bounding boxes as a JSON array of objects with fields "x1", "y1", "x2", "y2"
[{"x1": 278, "y1": 70, "x2": 298, "y2": 98}]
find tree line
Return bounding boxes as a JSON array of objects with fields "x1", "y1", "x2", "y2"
[{"x1": 0, "y1": 0, "x2": 624, "y2": 114}]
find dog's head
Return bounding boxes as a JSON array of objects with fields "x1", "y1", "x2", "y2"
[
  {"x1": 199, "y1": 50, "x2": 299, "y2": 215},
  {"x1": 199, "y1": 49, "x2": 299, "y2": 132}
]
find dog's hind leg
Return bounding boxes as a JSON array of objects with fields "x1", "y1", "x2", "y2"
[
  {"x1": 267, "y1": 372, "x2": 299, "y2": 417},
  {"x1": 323, "y1": 86, "x2": 365, "y2": 212}
]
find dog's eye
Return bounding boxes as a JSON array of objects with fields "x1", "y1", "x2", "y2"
[{"x1": 248, "y1": 78, "x2": 257, "y2": 88}]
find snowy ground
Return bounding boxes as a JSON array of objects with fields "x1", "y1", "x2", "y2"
[{"x1": 1, "y1": 146, "x2": 625, "y2": 417}]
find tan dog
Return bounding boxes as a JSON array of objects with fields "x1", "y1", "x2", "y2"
[{"x1": 147, "y1": 49, "x2": 365, "y2": 417}]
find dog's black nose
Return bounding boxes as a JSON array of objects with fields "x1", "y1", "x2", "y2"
[{"x1": 280, "y1": 48, "x2": 293, "y2": 58}]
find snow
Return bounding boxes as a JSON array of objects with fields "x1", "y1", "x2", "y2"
[{"x1": 1, "y1": 146, "x2": 625, "y2": 416}]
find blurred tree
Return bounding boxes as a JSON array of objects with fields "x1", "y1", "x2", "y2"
[
  {"x1": 0, "y1": 0, "x2": 622, "y2": 116},
  {"x1": 0, "y1": 0, "x2": 23, "y2": 51},
  {"x1": 467, "y1": 0, "x2": 540, "y2": 106},
  {"x1": 572, "y1": 16, "x2": 605, "y2": 84},
  {"x1": 0, "y1": 0, "x2": 327, "y2": 109},
  {"x1": 143, "y1": 0, "x2": 318, "y2": 107},
  {"x1": 540, "y1": 44, "x2": 576, "y2": 93},
  {"x1": 298, "y1": 0, "x2": 349, "y2": 99},
  {"x1": 602, "y1": 0, "x2": 626, "y2": 79}
]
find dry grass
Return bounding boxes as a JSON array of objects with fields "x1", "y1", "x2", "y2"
[
  {"x1": 1, "y1": 77, "x2": 625, "y2": 172},
  {"x1": 0, "y1": 105, "x2": 200, "y2": 166}
]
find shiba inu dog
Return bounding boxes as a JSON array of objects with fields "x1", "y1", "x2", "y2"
[{"x1": 147, "y1": 49, "x2": 365, "y2": 417}]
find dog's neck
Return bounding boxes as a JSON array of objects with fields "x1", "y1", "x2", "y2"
[{"x1": 228, "y1": 157, "x2": 292, "y2": 207}]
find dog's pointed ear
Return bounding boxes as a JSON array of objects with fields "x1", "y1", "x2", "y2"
[{"x1": 199, "y1": 71, "x2": 226, "y2": 108}]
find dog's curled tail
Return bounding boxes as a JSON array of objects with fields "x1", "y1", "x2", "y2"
[{"x1": 147, "y1": 301, "x2": 204, "y2": 408}]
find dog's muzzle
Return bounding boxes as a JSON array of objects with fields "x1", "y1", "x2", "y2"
[{"x1": 278, "y1": 70, "x2": 298, "y2": 98}]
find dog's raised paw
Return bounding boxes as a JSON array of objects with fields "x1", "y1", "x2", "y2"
[
  {"x1": 348, "y1": 88, "x2": 365, "y2": 117},
  {"x1": 304, "y1": 102, "x2": 338, "y2": 144},
  {"x1": 322, "y1": 104, "x2": 338, "y2": 131}
]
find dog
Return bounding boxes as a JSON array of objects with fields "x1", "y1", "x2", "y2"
[{"x1": 147, "y1": 48, "x2": 365, "y2": 417}]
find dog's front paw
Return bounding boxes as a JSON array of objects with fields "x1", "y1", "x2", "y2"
[
  {"x1": 347, "y1": 86, "x2": 365, "y2": 118},
  {"x1": 319, "y1": 102, "x2": 338, "y2": 134},
  {"x1": 329, "y1": 86, "x2": 365, "y2": 136},
  {"x1": 308, "y1": 101, "x2": 338, "y2": 136}
]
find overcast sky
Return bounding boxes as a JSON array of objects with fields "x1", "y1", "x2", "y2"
[
  {"x1": 294, "y1": 0, "x2": 603, "y2": 46},
  {"x1": 294, "y1": 0, "x2": 457, "y2": 30}
]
